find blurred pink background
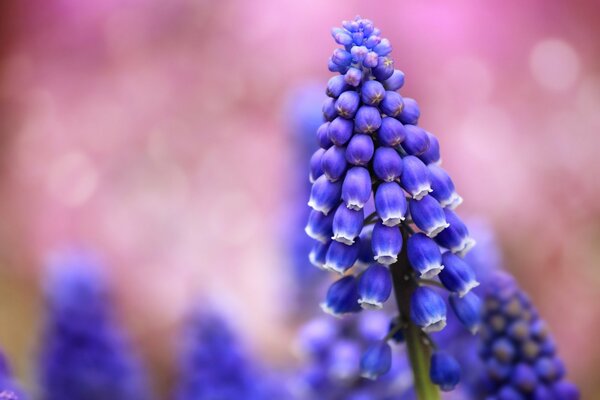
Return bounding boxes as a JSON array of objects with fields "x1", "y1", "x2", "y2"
[{"x1": 0, "y1": 0, "x2": 598, "y2": 396}]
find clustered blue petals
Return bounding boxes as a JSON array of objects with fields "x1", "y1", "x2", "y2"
[
  {"x1": 37, "y1": 251, "x2": 149, "y2": 400},
  {"x1": 305, "y1": 16, "x2": 479, "y2": 393},
  {"x1": 478, "y1": 272, "x2": 580, "y2": 399}
]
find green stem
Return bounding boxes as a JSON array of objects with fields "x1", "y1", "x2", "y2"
[{"x1": 390, "y1": 230, "x2": 441, "y2": 400}]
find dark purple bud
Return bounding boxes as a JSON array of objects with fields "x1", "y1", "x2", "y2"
[
  {"x1": 373, "y1": 147, "x2": 403, "y2": 182},
  {"x1": 308, "y1": 174, "x2": 342, "y2": 215},
  {"x1": 346, "y1": 134, "x2": 374, "y2": 166},
  {"x1": 430, "y1": 352, "x2": 461, "y2": 392},
  {"x1": 373, "y1": 38, "x2": 392, "y2": 56},
  {"x1": 332, "y1": 204, "x2": 364, "y2": 245},
  {"x1": 344, "y1": 67, "x2": 363, "y2": 87},
  {"x1": 409, "y1": 195, "x2": 449, "y2": 237},
  {"x1": 321, "y1": 145, "x2": 347, "y2": 182},
  {"x1": 321, "y1": 275, "x2": 361, "y2": 316},
  {"x1": 332, "y1": 48, "x2": 353, "y2": 67},
  {"x1": 309, "y1": 148, "x2": 325, "y2": 183},
  {"x1": 322, "y1": 97, "x2": 337, "y2": 122},
  {"x1": 380, "y1": 91, "x2": 404, "y2": 117},
  {"x1": 342, "y1": 167, "x2": 372, "y2": 210},
  {"x1": 399, "y1": 97, "x2": 420, "y2": 125},
  {"x1": 375, "y1": 182, "x2": 407, "y2": 227},
  {"x1": 511, "y1": 364, "x2": 538, "y2": 393},
  {"x1": 361, "y1": 80, "x2": 385, "y2": 106},
  {"x1": 400, "y1": 156, "x2": 432, "y2": 199},
  {"x1": 377, "y1": 117, "x2": 406, "y2": 147},
  {"x1": 328, "y1": 117, "x2": 353, "y2": 146},
  {"x1": 383, "y1": 69, "x2": 405, "y2": 91},
  {"x1": 317, "y1": 122, "x2": 333, "y2": 149},
  {"x1": 403, "y1": 125, "x2": 430, "y2": 156},
  {"x1": 358, "y1": 264, "x2": 392, "y2": 309},
  {"x1": 373, "y1": 57, "x2": 394, "y2": 81},
  {"x1": 419, "y1": 131, "x2": 441, "y2": 165},
  {"x1": 355, "y1": 106, "x2": 382, "y2": 134},
  {"x1": 335, "y1": 91, "x2": 360, "y2": 119},
  {"x1": 435, "y1": 209, "x2": 475, "y2": 255},
  {"x1": 326, "y1": 75, "x2": 350, "y2": 98}
]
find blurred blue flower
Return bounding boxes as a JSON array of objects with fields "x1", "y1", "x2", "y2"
[
  {"x1": 37, "y1": 250, "x2": 149, "y2": 400},
  {"x1": 0, "y1": 352, "x2": 28, "y2": 400}
]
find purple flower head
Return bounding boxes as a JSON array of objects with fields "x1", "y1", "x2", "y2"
[{"x1": 37, "y1": 250, "x2": 149, "y2": 400}]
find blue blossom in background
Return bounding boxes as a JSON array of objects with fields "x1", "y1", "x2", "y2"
[
  {"x1": 175, "y1": 308, "x2": 285, "y2": 400},
  {"x1": 304, "y1": 16, "x2": 480, "y2": 393},
  {"x1": 37, "y1": 250, "x2": 149, "y2": 400},
  {"x1": 0, "y1": 352, "x2": 27, "y2": 400}
]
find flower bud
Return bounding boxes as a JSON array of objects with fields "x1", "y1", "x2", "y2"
[
  {"x1": 551, "y1": 382, "x2": 580, "y2": 400},
  {"x1": 324, "y1": 239, "x2": 361, "y2": 274},
  {"x1": 374, "y1": 182, "x2": 407, "y2": 227},
  {"x1": 511, "y1": 364, "x2": 538, "y2": 393},
  {"x1": 332, "y1": 48, "x2": 353, "y2": 67},
  {"x1": 420, "y1": 131, "x2": 441, "y2": 165},
  {"x1": 332, "y1": 204, "x2": 364, "y2": 245},
  {"x1": 373, "y1": 147, "x2": 403, "y2": 182},
  {"x1": 400, "y1": 156, "x2": 432, "y2": 200},
  {"x1": 326, "y1": 75, "x2": 350, "y2": 98},
  {"x1": 363, "y1": 51, "x2": 379, "y2": 68},
  {"x1": 364, "y1": 33, "x2": 381, "y2": 48},
  {"x1": 309, "y1": 148, "x2": 325, "y2": 183},
  {"x1": 492, "y1": 338, "x2": 516, "y2": 363},
  {"x1": 328, "y1": 117, "x2": 354, "y2": 146},
  {"x1": 321, "y1": 276, "x2": 361, "y2": 317},
  {"x1": 360, "y1": 341, "x2": 392, "y2": 380},
  {"x1": 335, "y1": 91, "x2": 360, "y2": 119},
  {"x1": 345, "y1": 134, "x2": 374, "y2": 166},
  {"x1": 331, "y1": 28, "x2": 353, "y2": 46},
  {"x1": 410, "y1": 287, "x2": 447, "y2": 332},
  {"x1": 449, "y1": 292, "x2": 482, "y2": 334},
  {"x1": 350, "y1": 45, "x2": 368, "y2": 62},
  {"x1": 435, "y1": 209, "x2": 475, "y2": 255},
  {"x1": 409, "y1": 195, "x2": 449, "y2": 237},
  {"x1": 309, "y1": 240, "x2": 329, "y2": 269},
  {"x1": 380, "y1": 91, "x2": 403, "y2": 117},
  {"x1": 329, "y1": 340, "x2": 361, "y2": 380},
  {"x1": 358, "y1": 264, "x2": 392, "y2": 309},
  {"x1": 373, "y1": 38, "x2": 392, "y2": 56},
  {"x1": 317, "y1": 122, "x2": 333, "y2": 149},
  {"x1": 355, "y1": 106, "x2": 382, "y2": 134},
  {"x1": 321, "y1": 145, "x2": 347, "y2": 182},
  {"x1": 355, "y1": 228, "x2": 374, "y2": 268},
  {"x1": 342, "y1": 167, "x2": 371, "y2": 211},
  {"x1": 398, "y1": 97, "x2": 420, "y2": 125},
  {"x1": 308, "y1": 174, "x2": 342, "y2": 215},
  {"x1": 402, "y1": 125, "x2": 430, "y2": 156},
  {"x1": 344, "y1": 67, "x2": 363, "y2": 87},
  {"x1": 371, "y1": 222, "x2": 402, "y2": 265},
  {"x1": 439, "y1": 252, "x2": 479, "y2": 297},
  {"x1": 305, "y1": 209, "x2": 334, "y2": 243},
  {"x1": 322, "y1": 97, "x2": 337, "y2": 121},
  {"x1": 430, "y1": 352, "x2": 461, "y2": 392},
  {"x1": 383, "y1": 69, "x2": 405, "y2": 91},
  {"x1": 406, "y1": 232, "x2": 443, "y2": 278},
  {"x1": 429, "y1": 164, "x2": 462, "y2": 208},
  {"x1": 328, "y1": 57, "x2": 348, "y2": 74},
  {"x1": 377, "y1": 117, "x2": 406, "y2": 147},
  {"x1": 361, "y1": 80, "x2": 385, "y2": 106},
  {"x1": 373, "y1": 57, "x2": 394, "y2": 81}
]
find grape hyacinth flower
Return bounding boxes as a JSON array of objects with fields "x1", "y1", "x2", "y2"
[
  {"x1": 477, "y1": 272, "x2": 580, "y2": 399},
  {"x1": 0, "y1": 352, "x2": 28, "y2": 400},
  {"x1": 37, "y1": 250, "x2": 149, "y2": 400},
  {"x1": 175, "y1": 308, "x2": 283, "y2": 400},
  {"x1": 304, "y1": 16, "x2": 480, "y2": 397}
]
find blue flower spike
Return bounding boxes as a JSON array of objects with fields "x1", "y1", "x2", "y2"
[{"x1": 304, "y1": 16, "x2": 480, "y2": 396}]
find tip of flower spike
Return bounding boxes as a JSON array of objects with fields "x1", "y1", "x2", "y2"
[{"x1": 426, "y1": 222, "x2": 450, "y2": 238}]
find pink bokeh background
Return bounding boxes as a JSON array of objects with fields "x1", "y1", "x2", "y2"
[{"x1": 0, "y1": 0, "x2": 598, "y2": 396}]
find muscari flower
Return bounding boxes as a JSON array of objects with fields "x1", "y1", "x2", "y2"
[
  {"x1": 304, "y1": 16, "x2": 480, "y2": 393},
  {"x1": 37, "y1": 250, "x2": 149, "y2": 400},
  {"x1": 476, "y1": 272, "x2": 580, "y2": 399},
  {"x1": 175, "y1": 308, "x2": 283, "y2": 400}
]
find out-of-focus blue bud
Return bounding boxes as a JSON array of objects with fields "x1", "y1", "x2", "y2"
[
  {"x1": 359, "y1": 341, "x2": 392, "y2": 380},
  {"x1": 430, "y1": 352, "x2": 461, "y2": 392}
]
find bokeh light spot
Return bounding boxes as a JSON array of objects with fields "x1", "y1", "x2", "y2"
[{"x1": 529, "y1": 38, "x2": 580, "y2": 92}]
